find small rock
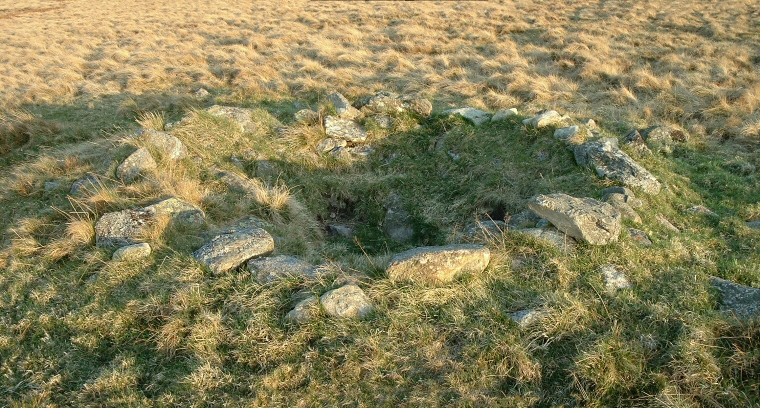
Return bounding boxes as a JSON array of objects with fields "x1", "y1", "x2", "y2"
[
  {"x1": 656, "y1": 214, "x2": 680, "y2": 232},
  {"x1": 294, "y1": 109, "x2": 319, "y2": 124},
  {"x1": 628, "y1": 228, "x2": 653, "y2": 246},
  {"x1": 70, "y1": 174, "x2": 100, "y2": 196},
  {"x1": 112, "y1": 243, "x2": 152, "y2": 261},
  {"x1": 323, "y1": 116, "x2": 367, "y2": 143},
  {"x1": 508, "y1": 210, "x2": 542, "y2": 229},
  {"x1": 249, "y1": 255, "x2": 318, "y2": 284},
  {"x1": 95, "y1": 209, "x2": 153, "y2": 248},
  {"x1": 216, "y1": 170, "x2": 260, "y2": 195},
  {"x1": 687, "y1": 205, "x2": 718, "y2": 217},
  {"x1": 375, "y1": 116, "x2": 392, "y2": 129},
  {"x1": 140, "y1": 129, "x2": 187, "y2": 160},
  {"x1": 383, "y1": 194, "x2": 414, "y2": 242},
  {"x1": 523, "y1": 110, "x2": 563, "y2": 128},
  {"x1": 574, "y1": 138, "x2": 661, "y2": 195},
  {"x1": 194, "y1": 88, "x2": 210, "y2": 98},
  {"x1": 206, "y1": 105, "x2": 257, "y2": 133},
  {"x1": 491, "y1": 108, "x2": 518, "y2": 122},
  {"x1": 442, "y1": 107, "x2": 492, "y2": 126},
  {"x1": 117, "y1": 147, "x2": 157, "y2": 183},
  {"x1": 320, "y1": 284, "x2": 373, "y2": 319},
  {"x1": 581, "y1": 119, "x2": 598, "y2": 130},
  {"x1": 510, "y1": 309, "x2": 545, "y2": 326},
  {"x1": 386, "y1": 244, "x2": 490, "y2": 284},
  {"x1": 623, "y1": 130, "x2": 652, "y2": 155},
  {"x1": 328, "y1": 92, "x2": 363, "y2": 120},
  {"x1": 358, "y1": 91, "x2": 432, "y2": 117},
  {"x1": 326, "y1": 224, "x2": 353, "y2": 238},
  {"x1": 528, "y1": 193, "x2": 621, "y2": 245},
  {"x1": 519, "y1": 228, "x2": 576, "y2": 253},
  {"x1": 193, "y1": 228, "x2": 274, "y2": 274},
  {"x1": 600, "y1": 265, "x2": 631, "y2": 291},
  {"x1": 641, "y1": 125, "x2": 689, "y2": 153},
  {"x1": 554, "y1": 126, "x2": 579, "y2": 141},
  {"x1": 285, "y1": 296, "x2": 318, "y2": 323},
  {"x1": 143, "y1": 197, "x2": 205, "y2": 227},
  {"x1": 747, "y1": 220, "x2": 760, "y2": 230},
  {"x1": 603, "y1": 193, "x2": 642, "y2": 223},
  {"x1": 711, "y1": 277, "x2": 760, "y2": 320},
  {"x1": 316, "y1": 137, "x2": 347, "y2": 153},
  {"x1": 467, "y1": 220, "x2": 507, "y2": 240}
]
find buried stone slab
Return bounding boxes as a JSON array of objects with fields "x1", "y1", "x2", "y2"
[
  {"x1": 383, "y1": 193, "x2": 414, "y2": 243},
  {"x1": 323, "y1": 116, "x2": 367, "y2": 143},
  {"x1": 143, "y1": 197, "x2": 205, "y2": 227},
  {"x1": 112, "y1": 243, "x2": 152, "y2": 262},
  {"x1": 206, "y1": 105, "x2": 257, "y2": 133},
  {"x1": 95, "y1": 209, "x2": 154, "y2": 248},
  {"x1": 711, "y1": 277, "x2": 760, "y2": 320},
  {"x1": 320, "y1": 284, "x2": 373, "y2": 319},
  {"x1": 442, "y1": 107, "x2": 491, "y2": 126},
  {"x1": 386, "y1": 244, "x2": 490, "y2": 284},
  {"x1": 600, "y1": 265, "x2": 631, "y2": 292},
  {"x1": 140, "y1": 129, "x2": 187, "y2": 160},
  {"x1": 528, "y1": 194, "x2": 621, "y2": 245},
  {"x1": 467, "y1": 220, "x2": 507, "y2": 241},
  {"x1": 193, "y1": 228, "x2": 274, "y2": 274},
  {"x1": 249, "y1": 255, "x2": 319, "y2": 284},
  {"x1": 117, "y1": 147, "x2": 157, "y2": 183},
  {"x1": 574, "y1": 138, "x2": 661, "y2": 195}
]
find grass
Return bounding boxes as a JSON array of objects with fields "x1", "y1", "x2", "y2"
[{"x1": 1, "y1": 0, "x2": 759, "y2": 406}]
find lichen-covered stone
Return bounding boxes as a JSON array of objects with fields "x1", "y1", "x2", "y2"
[
  {"x1": 193, "y1": 228, "x2": 274, "y2": 274},
  {"x1": 687, "y1": 205, "x2": 718, "y2": 217},
  {"x1": 143, "y1": 197, "x2": 205, "y2": 227},
  {"x1": 442, "y1": 107, "x2": 491, "y2": 126},
  {"x1": 491, "y1": 108, "x2": 518, "y2": 122},
  {"x1": 600, "y1": 265, "x2": 631, "y2": 291},
  {"x1": 358, "y1": 91, "x2": 432, "y2": 117},
  {"x1": 323, "y1": 116, "x2": 367, "y2": 143},
  {"x1": 320, "y1": 284, "x2": 373, "y2": 319},
  {"x1": 294, "y1": 109, "x2": 319, "y2": 124},
  {"x1": 117, "y1": 147, "x2": 157, "y2": 183},
  {"x1": 316, "y1": 137, "x2": 347, "y2": 153},
  {"x1": 328, "y1": 92, "x2": 362, "y2": 120},
  {"x1": 95, "y1": 209, "x2": 153, "y2": 248},
  {"x1": 249, "y1": 255, "x2": 318, "y2": 284},
  {"x1": 206, "y1": 105, "x2": 257, "y2": 133},
  {"x1": 285, "y1": 296, "x2": 319, "y2": 323},
  {"x1": 528, "y1": 193, "x2": 621, "y2": 245},
  {"x1": 140, "y1": 129, "x2": 187, "y2": 160},
  {"x1": 603, "y1": 193, "x2": 642, "y2": 223},
  {"x1": 628, "y1": 228, "x2": 653, "y2": 246},
  {"x1": 574, "y1": 138, "x2": 661, "y2": 195},
  {"x1": 711, "y1": 277, "x2": 760, "y2": 320},
  {"x1": 386, "y1": 244, "x2": 490, "y2": 284},
  {"x1": 522, "y1": 110, "x2": 564, "y2": 128},
  {"x1": 112, "y1": 243, "x2": 152, "y2": 261}
]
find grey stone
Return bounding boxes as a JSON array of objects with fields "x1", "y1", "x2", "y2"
[
  {"x1": 70, "y1": 174, "x2": 100, "y2": 196},
  {"x1": 600, "y1": 265, "x2": 631, "y2": 291},
  {"x1": 285, "y1": 296, "x2": 318, "y2": 323},
  {"x1": 320, "y1": 284, "x2": 373, "y2": 319},
  {"x1": 581, "y1": 118, "x2": 598, "y2": 130},
  {"x1": 519, "y1": 228, "x2": 576, "y2": 253},
  {"x1": 510, "y1": 309, "x2": 545, "y2": 326},
  {"x1": 331, "y1": 145, "x2": 374, "y2": 160},
  {"x1": 294, "y1": 109, "x2": 319, "y2": 124},
  {"x1": 95, "y1": 209, "x2": 153, "y2": 248},
  {"x1": 536, "y1": 218, "x2": 551, "y2": 228},
  {"x1": 117, "y1": 147, "x2": 157, "y2": 183},
  {"x1": 328, "y1": 92, "x2": 363, "y2": 120},
  {"x1": 442, "y1": 107, "x2": 492, "y2": 126},
  {"x1": 194, "y1": 88, "x2": 210, "y2": 98},
  {"x1": 601, "y1": 186, "x2": 635, "y2": 198},
  {"x1": 193, "y1": 228, "x2": 274, "y2": 274},
  {"x1": 383, "y1": 194, "x2": 414, "y2": 242},
  {"x1": 574, "y1": 138, "x2": 661, "y2": 195},
  {"x1": 747, "y1": 220, "x2": 760, "y2": 230},
  {"x1": 140, "y1": 129, "x2": 187, "y2": 160},
  {"x1": 641, "y1": 125, "x2": 689, "y2": 153},
  {"x1": 218, "y1": 216, "x2": 273, "y2": 235},
  {"x1": 629, "y1": 228, "x2": 653, "y2": 246},
  {"x1": 656, "y1": 214, "x2": 680, "y2": 232},
  {"x1": 216, "y1": 170, "x2": 260, "y2": 195},
  {"x1": 623, "y1": 129, "x2": 652, "y2": 155},
  {"x1": 508, "y1": 210, "x2": 542, "y2": 229},
  {"x1": 143, "y1": 197, "x2": 205, "y2": 227},
  {"x1": 375, "y1": 116, "x2": 392, "y2": 129},
  {"x1": 711, "y1": 277, "x2": 760, "y2": 320},
  {"x1": 554, "y1": 126, "x2": 579, "y2": 141},
  {"x1": 112, "y1": 243, "x2": 152, "y2": 261},
  {"x1": 602, "y1": 192, "x2": 643, "y2": 208},
  {"x1": 316, "y1": 137, "x2": 347, "y2": 153},
  {"x1": 522, "y1": 110, "x2": 563, "y2": 128},
  {"x1": 206, "y1": 105, "x2": 257, "y2": 133},
  {"x1": 603, "y1": 193, "x2": 642, "y2": 223},
  {"x1": 358, "y1": 91, "x2": 432, "y2": 117},
  {"x1": 386, "y1": 244, "x2": 490, "y2": 284},
  {"x1": 323, "y1": 116, "x2": 367, "y2": 143},
  {"x1": 687, "y1": 205, "x2": 718, "y2": 217},
  {"x1": 491, "y1": 108, "x2": 518, "y2": 122},
  {"x1": 528, "y1": 193, "x2": 621, "y2": 245},
  {"x1": 249, "y1": 255, "x2": 318, "y2": 284},
  {"x1": 326, "y1": 224, "x2": 353, "y2": 238}
]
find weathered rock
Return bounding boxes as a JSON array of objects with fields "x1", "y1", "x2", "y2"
[
  {"x1": 601, "y1": 186, "x2": 635, "y2": 199},
  {"x1": 467, "y1": 220, "x2": 507, "y2": 240},
  {"x1": 117, "y1": 147, "x2": 157, "y2": 183},
  {"x1": 519, "y1": 228, "x2": 576, "y2": 253},
  {"x1": 491, "y1": 108, "x2": 518, "y2": 122},
  {"x1": 95, "y1": 209, "x2": 153, "y2": 248},
  {"x1": 508, "y1": 210, "x2": 542, "y2": 229},
  {"x1": 323, "y1": 116, "x2": 367, "y2": 143},
  {"x1": 374, "y1": 116, "x2": 392, "y2": 129},
  {"x1": 294, "y1": 109, "x2": 319, "y2": 124},
  {"x1": 143, "y1": 197, "x2": 205, "y2": 227},
  {"x1": 574, "y1": 138, "x2": 661, "y2": 195},
  {"x1": 140, "y1": 129, "x2": 187, "y2": 160},
  {"x1": 623, "y1": 129, "x2": 652, "y2": 155},
  {"x1": 316, "y1": 137, "x2": 347, "y2": 153},
  {"x1": 193, "y1": 228, "x2": 274, "y2": 274},
  {"x1": 216, "y1": 170, "x2": 260, "y2": 195},
  {"x1": 194, "y1": 88, "x2": 210, "y2": 98},
  {"x1": 656, "y1": 214, "x2": 680, "y2": 232},
  {"x1": 528, "y1": 194, "x2": 621, "y2": 245},
  {"x1": 629, "y1": 228, "x2": 653, "y2": 246},
  {"x1": 249, "y1": 255, "x2": 318, "y2": 284},
  {"x1": 358, "y1": 91, "x2": 432, "y2": 117},
  {"x1": 206, "y1": 105, "x2": 257, "y2": 133},
  {"x1": 328, "y1": 92, "x2": 362, "y2": 120},
  {"x1": 602, "y1": 192, "x2": 643, "y2": 209},
  {"x1": 326, "y1": 224, "x2": 353, "y2": 238},
  {"x1": 44, "y1": 181, "x2": 62, "y2": 191},
  {"x1": 112, "y1": 243, "x2": 152, "y2": 261},
  {"x1": 747, "y1": 220, "x2": 760, "y2": 230},
  {"x1": 383, "y1": 194, "x2": 414, "y2": 242},
  {"x1": 600, "y1": 265, "x2": 631, "y2": 291},
  {"x1": 554, "y1": 126, "x2": 579, "y2": 141},
  {"x1": 320, "y1": 284, "x2": 373, "y2": 319},
  {"x1": 217, "y1": 216, "x2": 273, "y2": 236},
  {"x1": 711, "y1": 277, "x2": 760, "y2": 320},
  {"x1": 510, "y1": 309, "x2": 545, "y2": 326},
  {"x1": 522, "y1": 110, "x2": 563, "y2": 128},
  {"x1": 581, "y1": 118, "x2": 598, "y2": 130},
  {"x1": 641, "y1": 125, "x2": 689, "y2": 153},
  {"x1": 70, "y1": 174, "x2": 100, "y2": 196},
  {"x1": 386, "y1": 244, "x2": 490, "y2": 284},
  {"x1": 285, "y1": 296, "x2": 318, "y2": 323},
  {"x1": 603, "y1": 193, "x2": 642, "y2": 223},
  {"x1": 442, "y1": 107, "x2": 491, "y2": 126},
  {"x1": 687, "y1": 205, "x2": 718, "y2": 217},
  {"x1": 332, "y1": 145, "x2": 373, "y2": 160}
]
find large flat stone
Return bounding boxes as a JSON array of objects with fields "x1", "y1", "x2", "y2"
[
  {"x1": 193, "y1": 228, "x2": 274, "y2": 274},
  {"x1": 249, "y1": 255, "x2": 318, "y2": 284},
  {"x1": 574, "y1": 138, "x2": 661, "y2": 195},
  {"x1": 323, "y1": 116, "x2": 367, "y2": 143},
  {"x1": 528, "y1": 193, "x2": 621, "y2": 245},
  {"x1": 320, "y1": 284, "x2": 373, "y2": 319},
  {"x1": 95, "y1": 209, "x2": 153, "y2": 248},
  {"x1": 386, "y1": 244, "x2": 490, "y2": 284}
]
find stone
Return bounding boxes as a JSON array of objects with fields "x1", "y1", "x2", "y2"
[
  {"x1": 340, "y1": 145, "x2": 373, "y2": 159},
  {"x1": 320, "y1": 284, "x2": 373, "y2": 319},
  {"x1": 249, "y1": 255, "x2": 318, "y2": 284},
  {"x1": 522, "y1": 110, "x2": 563, "y2": 128},
  {"x1": 70, "y1": 174, "x2": 100, "y2": 196},
  {"x1": 112, "y1": 243, "x2": 152, "y2": 261},
  {"x1": 528, "y1": 193, "x2": 621, "y2": 245},
  {"x1": 602, "y1": 192, "x2": 643, "y2": 208},
  {"x1": 491, "y1": 108, "x2": 518, "y2": 122},
  {"x1": 383, "y1": 194, "x2": 414, "y2": 242},
  {"x1": 508, "y1": 210, "x2": 542, "y2": 229},
  {"x1": 285, "y1": 296, "x2": 318, "y2": 323},
  {"x1": 581, "y1": 119, "x2": 598, "y2": 130},
  {"x1": 711, "y1": 277, "x2": 760, "y2": 320},
  {"x1": 95, "y1": 209, "x2": 153, "y2": 248},
  {"x1": 535, "y1": 218, "x2": 551, "y2": 228},
  {"x1": 255, "y1": 160, "x2": 277, "y2": 181},
  {"x1": 375, "y1": 116, "x2": 392, "y2": 129},
  {"x1": 316, "y1": 137, "x2": 347, "y2": 153},
  {"x1": 600, "y1": 265, "x2": 631, "y2": 291},
  {"x1": 656, "y1": 214, "x2": 680, "y2": 232},
  {"x1": 358, "y1": 91, "x2": 432, "y2": 117},
  {"x1": 687, "y1": 205, "x2": 718, "y2": 217},
  {"x1": 216, "y1": 170, "x2": 260, "y2": 195},
  {"x1": 217, "y1": 216, "x2": 273, "y2": 235},
  {"x1": 601, "y1": 186, "x2": 635, "y2": 198},
  {"x1": 629, "y1": 228, "x2": 653, "y2": 246},
  {"x1": 519, "y1": 228, "x2": 576, "y2": 253},
  {"x1": 574, "y1": 138, "x2": 661, "y2": 195},
  {"x1": 442, "y1": 107, "x2": 492, "y2": 126},
  {"x1": 294, "y1": 109, "x2": 319, "y2": 124},
  {"x1": 193, "y1": 228, "x2": 274, "y2": 274},
  {"x1": 467, "y1": 220, "x2": 507, "y2": 240},
  {"x1": 143, "y1": 197, "x2": 205, "y2": 227},
  {"x1": 117, "y1": 147, "x2": 157, "y2": 183},
  {"x1": 641, "y1": 125, "x2": 689, "y2": 153},
  {"x1": 623, "y1": 129, "x2": 652, "y2": 155},
  {"x1": 510, "y1": 309, "x2": 545, "y2": 326},
  {"x1": 323, "y1": 116, "x2": 367, "y2": 143},
  {"x1": 326, "y1": 224, "x2": 353, "y2": 238},
  {"x1": 603, "y1": 193, "x2": 642, "y2": 223},
  {"x1": 206, "y1": 105, "x2": 257, "y2": 133},
  {"x1": 747, "y1": 220, "x2": 760, "y2": 230},
  {"x1": 554, "y1": 126, "x2": 579, "y2": 141},
  {"x1": 194, "y1": 88, "x2": 210, "y2": 98},
  {"x1": 328, "y1": 92, "x2": 362, "y2": 120},
  {"x1": 386, "y1": 244, "x2": 490, "y2": 284},
  {"x1": 140, "y1": 129, "x2": 187, "y2": 160}
]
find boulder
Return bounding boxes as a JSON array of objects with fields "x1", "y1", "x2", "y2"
[
  {"x1": 140, "y1": 129, "x2": 187, "y2": 160},
  {"x1": 95, "y1": 209, "x2": 153, "y2": 248},
  {"x1": 603, "y1": 193, "x2": 642, "y2": 223},
  {"x1": 528, "y1": 193, "x2": 621, "y2": 245},
  {"x1": 143, "y1": 197, "x2": 205, "y2": 227},
  {"x1": 249, "y1": 255, "x2": 318, "y2": 284},
  {"x1": 117, "y1": 147, "x2": 157, "y2": 183},
  {"x1": 323, "y1": 116, "x2": 367, "y2": 143},
  {"x1": 386, "y1": 244, "x2": 490, "y2": 284},
  {"x1": 600, "y1": 265, "x2": 631, "y2": 291},
  {"x1": 112, "y1": 243, "x2": 152, "y2": 261},
  {"x1": 320, "y1": 284, "x2": 373, "y2": 319},
  {"x1": 206, "y1": 105, "x2": 257, "y2": 133},
  {"x1": 711, "y1": 277, "x2": 760, "y2": 320},
  {"x1": 519, "y1": 228, "x2": 576, "y2": 253},
  {"x1": 328, "y1": 92, "x2": 363, "y2": 120},
  {"x1": 628, "y1": 228, "x2": 653, "y2": 246},
  {"x1": 574, "y1": 138, "x2": 661, "y2": 195},
  {"x1": 383, "y1": 194, "x2": 414, "y2": 242},
  {"x1": 193, "y1": 228, "x2": 274, "y2": 274},
  {"x1": 491, "y1": 108, "x2": 518, "y2": 122},
  {"x1": 522, "y1": 110, "x2": 564, "y2": 128},
  {"x1": 442, "y1": 107, "x2": 491, "y2": 126},
  {"x1": 294, "y1": 109, "x2": 319, "y2": 124},
  {"x1": 285, "y1": 296, "x2": 318, "y2": 323}
]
